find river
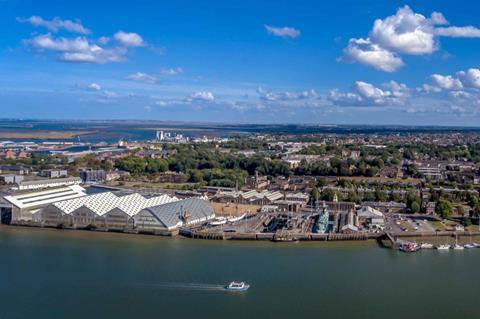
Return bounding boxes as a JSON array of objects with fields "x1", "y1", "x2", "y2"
[{"x1": 0, "y1": 226, "x2": 478, "y2": 319}]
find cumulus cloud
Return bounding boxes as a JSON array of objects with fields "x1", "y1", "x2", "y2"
[
  {"x1": 429, "y1": 74, "x2": 463, "y2": 90},
  {"x1": 28, "y1": 33, "x2": 127, "y2": 63},
  {"x1": 342, "y1": 5, "x2": 480, "y2": 71},
  {"x1": 342, "y1": 38, "x2": 404, "y2": 72},
  {"x1": 114, "y1": 31, "x2": 145, "y2": 47},
  {"x1": 125, "y1": 72, "x2": 158, "y2": 84},
  {"x1": 17, "y1": 16, "x2": 90, "y2": 34},
  {"x1": 435, "y1": 26, "x2": 480, "y2": 38},
  {"x1": 189, "y1": 91, "x2": 215, "y2": 102},
  {"x1": 20, "y1": 18, "x2": 146, "y2": 64},
  {"x1": 369, "y1": 6, "x2": 438, "y2": 55},
  {"x1": 160, "y1": 67, "x2": 183, "y2": 76},
  {"x1": 419, "y1": 68, "x2": 480, "y2": 93},
  {"x1": 457, "y1": 68, "x2": 480, "y2": 89},
  {"x1": 329, "y1": 81, "x2": 409, "y2": 106},
  {"x1": 264, "y1": 25, "x2": 301, "y2": 38},
  {"x1": 257, "y1": 87, "x2": 318, "y2": 101},
  {"x1": 87, "y1": 83, "x2": 102, "y2": 91}
]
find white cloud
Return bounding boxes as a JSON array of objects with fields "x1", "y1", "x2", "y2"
[
  {"x1": 429, "y1": 74, "x2": 463, "y2": 91},
  {"x1": 457, "y1": 68, "x2": 480, "y2": 89},
  {"x1": 189, "y1": 91, "x2": 215, "y2": 102},
  {"x1": 342, "y1": 38, "x2": 404, "y2": 72},
  {"x1": 370, "y1": 6, "x2": 437, "y2": 55},
  {"x1": 342, "y1": 5, "x2": 480, "y2": 71},
  {"x1": 329, "y1": 80, "x2": 409, "y2": 106},
  {"x1": 87, "y1": 83, "x2": 101, "y2": 91},
  {"x1": 435, "y1": 26, "x2": 480, "y2": 38},
  {"x1": 125, "y1": 72, "x2": 158, "y2": 84},
  {"x1": 28, "y1": 34, "x2": 127, "y2": 63},
  {"x1": 114, "y1": 31, "x2": 145, "y2": 47},
  {"x1": 17, "y1": 16, "x2": 90, "y2": 34},
  {"x1": 448, "y1": 90, "x2": 473, "y2": 99},
  {"x1": 102, "y1": 90, "x2": 118, "y2": 98},
  {"x1": 257, "y1": 87, "x2": 318, "y2": 101},
  {"x1": 417, "y1": 83, "x2": 442, "y2": 94},
  {"x1": 160, "y1": 67, "x2": 183, "y2": 76},
  {"x1": 264, "y1": 25, "x2": 301, "y2": 38}
]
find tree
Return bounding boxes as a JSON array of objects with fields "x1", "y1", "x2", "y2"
[
  {"x1": 321, "y1": 188, "x2": 337, "y2": 201},
  {"x1": 436, "y1": 199, "x2": 454, "y2": 219},
  {"x1": 311, "y1": 187, "x2": 320, "y2": 203},
  {"x1": 410, "y1": 201, "x2": 420, "y2": 214},
  {"x1": 374, "y1": 190, "x2": 387, "y2": 202}
]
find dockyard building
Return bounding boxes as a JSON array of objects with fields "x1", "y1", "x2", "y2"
[
  {"x1": 40, "y1": 192, "x2": 179, "y2": 229},
  {"x1": 135, "y1": 198, "x2": 215, "y2": 232}
]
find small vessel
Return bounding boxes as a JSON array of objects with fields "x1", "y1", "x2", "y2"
[
  {"x1": 227, "y1": 213, "x2": 246, "y2": 223},
  {"x1": 452, "y1": 234, "x2": 464, "y2": 250},
  {"x1": 436, "y1": 244, "x2": 451, "y2": 250},
  {"x1": 472, "y1": 243, "x2": 480, "y2": 248},
  {"x1": 210, "y1": 217, "x2": 227, "y2": 226},
  {"x1": 399, "y1": 243, "x2": 420, "y2": 252},
  {"x1": 464, "y1": 243, "x2": 476, "y2": 249},
  {"x1": 420, "y1": 243, "x2": 434, "y2": 249},
  {"x1": 225, "y1": 281, "x2": 250, "y2": 291}
]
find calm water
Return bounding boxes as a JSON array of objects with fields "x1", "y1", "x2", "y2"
[{"x1": 1, "y1": 227, "x2": 479, "y2": 319}]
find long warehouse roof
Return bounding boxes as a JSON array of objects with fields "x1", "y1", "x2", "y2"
[
  {"x1": 53, "y1": 192, "x2": 179, "y2": 217},
  {"x1": 4, "y1": 185, "x2": 87, "y2": 209}
]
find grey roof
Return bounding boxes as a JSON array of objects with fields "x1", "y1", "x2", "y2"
[{"x1": 144, "y1": 197, "x2": 214, "y2": 228}]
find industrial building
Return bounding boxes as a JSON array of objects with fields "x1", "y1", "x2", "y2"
[
  {"x1": 135, "y1": 197, "x2": 215, "y2": 231},
  {"x1": 2, "y1": 185, "x2": 87, "y2": 222},
  {"x1": 39, "y1": 169, "x2": 68, "y2": 179},
  {"x1": 0, "y1": 174, "x2": 24, "y2": 184},
  {"x1": 39, "y1": 192, "x2": 179, "y2": 229},
  {"x1": 79, "y1": 169, "x2": 106, "y2": 183},
  {"x1": 16, "y1": 177, "x2": 82, "y2": 191}
]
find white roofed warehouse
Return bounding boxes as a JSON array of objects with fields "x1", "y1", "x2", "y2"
[
  {"x1": 3, "y1": 185, "x2": 87, "y2": 222},
  {"x1": 39, "y1": 192, "x2": 179, "y2": 230},
  {"x1": 135, "y1": 198, "x2": 215, "y2": 233}
]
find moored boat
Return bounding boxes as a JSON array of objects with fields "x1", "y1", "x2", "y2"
[
  {"x1": 453, "y1": 244, "x2": 464, "y2": 250},
  {"x1": 399, "y1": 243, "x2": 420, "y2": 252},
  {"x1": 464, "y1": 243, "x2": 476, "y2": 249},
  {"x1": 210, "y1": 217, "x2": 227, "y2": 226},
  {"x1": 436, "y1": 244, "x2": 451, "y2": 250},
  {"x1": 420, "y1": 243, "x2": 434, "y2": 249},
  {"x1": 227, "y1": 213, "x2": 246, "y2": 223}
]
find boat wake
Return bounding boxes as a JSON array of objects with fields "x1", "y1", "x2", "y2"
[{"x1": 137, "y1": 282, "x2": 226, "y2": 291}]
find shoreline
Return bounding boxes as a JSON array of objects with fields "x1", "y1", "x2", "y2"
[{"x1": 4, "y1": 223, "x2": 480, "y2": 247}]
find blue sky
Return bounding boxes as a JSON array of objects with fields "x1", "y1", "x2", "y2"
[{"x1": 1, "y1": 0, "x2": 480, "y2": 125}]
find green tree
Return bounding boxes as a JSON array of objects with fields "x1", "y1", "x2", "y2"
[
  {"x1": 436, "y1": 199, "x2": 454, "y2": 219},
  {"x1": 411, "y1": 201, "x2": 420, "y2": 214},
  {"x1": 321, "y1": 188, "x2": 337, "y2": 201}
]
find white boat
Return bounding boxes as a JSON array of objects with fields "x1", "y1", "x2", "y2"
[
  {"x1": 453, "y1": 244, "x2": 464, "y2": 250},
  {"x1": 210, "y1": 217, "x2": 227, "y2": 226},
  {"x1": 227, "y1": 213, "x2": 246, "y2": 223},
  {"x1": 225, "y1": 281, "x2": 250, "y2": 291},
  {"x1": 464, "y1": 244, "x2": 476, "y2": 249},
  {"x1": 436, "y1": 244, "x2": 451, "y2": 250},
  {"x1": 420, "y1": 243, "x2": 434, "y2": 249},
  {"x1": 472, "y1": 243, "x2": 480, "y2": 248}
]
